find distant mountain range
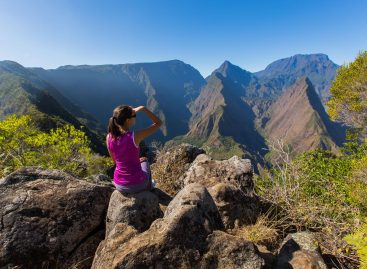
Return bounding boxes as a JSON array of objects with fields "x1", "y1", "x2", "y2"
[
  {"x1": 30, "y1": 60, "x2": 205, "y2": 142},
  {"x1": 255, "y1": 53, "x2": 339, "y2": 103},
  {"x1": 0, "y1": 53, "x2": 345, "y2": 162}
]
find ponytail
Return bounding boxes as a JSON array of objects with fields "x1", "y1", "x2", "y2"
[{"x1": 108, "y1": 116, "x2": 122, "y2": 139}]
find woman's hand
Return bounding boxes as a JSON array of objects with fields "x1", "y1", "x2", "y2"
[{"x1": 133, "y1": 106, "x2": 145, "y2": 113}]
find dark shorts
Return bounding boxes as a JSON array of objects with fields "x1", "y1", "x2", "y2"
[{"x1": 114, "y1": 160, "x2": 153, "y2": 194}]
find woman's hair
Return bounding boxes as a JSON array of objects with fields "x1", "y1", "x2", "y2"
[{"x1": 108, "y1": 105, "x2": 134, "y2": 139}]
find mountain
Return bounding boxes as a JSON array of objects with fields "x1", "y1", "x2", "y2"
[
  {"x1": 0, "y1": 54, "x2": 343, "y2": 162},
  {"x1": 0, "y1": 61, "x2": 106, "y2": 154},
  {"x1": 255, "y1": 53, "x2": 339, "y2": 104},
  {"x1": 183, "y1": 61, "x2": 267, "y2": 160},
  {"x1": 176, "y1": 56, "x2": 343, "y2": 162},
  {"x1": 30, "y1": 60, "x2": 206, "y2": 142},
  {"x1": 262, "y1": 77, "x2": 345, "y2": 157}
]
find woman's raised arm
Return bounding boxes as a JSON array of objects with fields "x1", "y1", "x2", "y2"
[{"x1": 134, "y1": 106, "x2": 162, "y2": 145}]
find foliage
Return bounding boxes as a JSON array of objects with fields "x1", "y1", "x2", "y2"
[
  {"x1": 0, "y1": 114, "x2": 113, "y2": 178},
  {"x1": 255, "y1": 51, "x2": 367, "y2": 267},
  {"x1": 345, "y1": 221, "x2": 367, "y2": 269},
  {"x1": 327, "y1": 51, "x2": 367, "y2": 137},
  {"x1": 255, "y1": 138, "x2": 367, "y2": 267}
]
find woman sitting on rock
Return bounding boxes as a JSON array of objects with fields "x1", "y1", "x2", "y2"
[{"x1": 106, "y1": 105, "x2": 162, "y2": 193}]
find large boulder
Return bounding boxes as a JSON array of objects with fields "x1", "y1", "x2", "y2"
[
  {"x1": 208, "y1": 183, "x2": 260, "y2": 228},
  {"x1": 105, "y1": 190, "x2": 163, "y2": 236},
  {"x1": 151, "y1": 143, "x2": 205, "y2": 195},
  {"x1": 0, "y1": 167, "x2": 113, "y2": 269},
  {"x1": 275, "y1": 232, "x2": 327, "y2": 269},
  {"x1": 183, "y1": 154, "x2": 259, "y2": 228},
  {"x1": 92, "y1": 183, "x2": 265, "y2": 269},
  {"x1": 202, "y1": 231, "x2": 266, "y2": 269},
  {"x1": 183, "y1": 154, "x2": 254, "y2": 194}
]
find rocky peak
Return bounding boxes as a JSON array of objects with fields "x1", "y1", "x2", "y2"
[{"x1": 213, "y1": 60, "x2": 253, "y2": 84}]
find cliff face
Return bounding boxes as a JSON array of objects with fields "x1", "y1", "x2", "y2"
[
  {"x1": 187, "y1": 61, "x2": 267, "y2": 159},
  {"x1": 262, "y1": 77, "x2": 345, "y2": 155},
  {"x1": 31, "y1": 60, "x2": 206, "y2": 142}
]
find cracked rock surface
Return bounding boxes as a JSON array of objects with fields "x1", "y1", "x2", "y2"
[
  {"x1": 0, "y1": 166, "x2": 113, "y2": 269},
  {"x1": 92, "y1": 183, "x2": 265, "y2": 269}
]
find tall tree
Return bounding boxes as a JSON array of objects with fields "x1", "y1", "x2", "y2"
[{"x1": 328, "y1": 51, "x2": 367, "y2": 138}]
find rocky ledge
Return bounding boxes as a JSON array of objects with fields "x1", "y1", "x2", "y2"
[{"x1": 0, "y1": 144, "x2": 329, "y2": 269}]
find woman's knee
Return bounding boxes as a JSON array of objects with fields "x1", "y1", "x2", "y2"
[{"x1": 139, "y1": 157, "x2": 148, "y2": 163}]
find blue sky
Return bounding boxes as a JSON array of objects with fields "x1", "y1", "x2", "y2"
[{"x1": 0, "y1": 0, "x2": 366, "y2": 76}]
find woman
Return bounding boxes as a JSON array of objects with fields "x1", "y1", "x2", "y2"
[{"x1": 106, "y1": 105, "x2": 162, "y2": 193}]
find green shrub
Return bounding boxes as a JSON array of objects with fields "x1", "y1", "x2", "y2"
[
  {"x1": 255, "y1": 143, "x2": 367, "y2": 267},
  {"x1": 0, "y1": 114, "x2": 113, "y2": 178},
  {"x1": 345, "y1": 221, "x2": 367, "y2": 269}
]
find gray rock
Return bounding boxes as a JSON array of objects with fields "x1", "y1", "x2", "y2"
[
  {"x1": 183, "y1": 154, "x2": 254, "y2": 194},
  {"x1": 85, "y1": 174, "x2": 113, "y2": 184},
  {"x1": 183, "y1": 155, "x2": 259, "y2": 228},
  {"x1": 92, "y1": 183, "x2": 230, "y2": 269},
  {"x1": 275, "y1": 232, "x2": 327, "y2": 269},
  {"x1": 208, "y1": 183, "x2": 260, "y2": 229},
  {"x1": 201, "y1": 230, "x2": 265, "y2": 269},
  {"x1": 65, "y1": 229, "x2": 106, "y2": 269},
  {"x1": 105, "y1": 190, "x2": 163, "y2": 236},
  {"x1": 0, "y1": 166, "x2": 113, "y2": 269}
]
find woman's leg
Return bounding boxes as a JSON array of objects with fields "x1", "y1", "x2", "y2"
[{"x1": 140, "y1": 158, "x2": 153, "y2": 190}]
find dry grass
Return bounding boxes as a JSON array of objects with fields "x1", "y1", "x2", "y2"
[
  {"x1": 227, "y1": 214, "x2": 281, "y2": 249},
  {"x1": 151, "y1": 162, "x2": 181, "y2": 196}
]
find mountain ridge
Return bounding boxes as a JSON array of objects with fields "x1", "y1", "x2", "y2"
[
  {"x1": 262, "y1": 76, "x2": 345, "y2": 156},
  {"x1": 30, "y1": 60, "x2": 206, "y2": 142},
  {"x1": 0, "y1": 61, "x2": 106, "y2": 154},
  {"x1": 0, "y1": 53, "x2": 345, "y2": 161}
]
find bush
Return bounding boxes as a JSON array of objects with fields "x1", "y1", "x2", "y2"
[
  {"x1": 255, "y1": 139, "x2": 367, "y2": 267},
  {"x1": 0, "y1": 114, "x2": 113, "y2": 178},
  {"x1": 345, "y1": 221, "x2": 367, "y2": 269}
]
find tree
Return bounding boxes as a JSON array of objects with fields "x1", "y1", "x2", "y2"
[{"x1": 327, "y1": 51, "x2": 367, "y2": 138}]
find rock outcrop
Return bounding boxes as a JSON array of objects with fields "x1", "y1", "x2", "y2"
[
  {"x1": 183, "y1": 154, "x2": 253, "y2": 193},
  {"x1": 92, "y1": 183, "x2": 265, "y2": 269},
  {"x1": 275, "y1": 232, "x2": 327, "y2": 269},
  {"x1": 106, "y1": 190, "x2": 163, "y2": 236},
  {"x1": 151, "y1": 143, "x2": 205, "y2": 195},
  {"x1": 182, "y1": 154, "x2": 260, "y2": 228},
  {"x1": 0, "y1": 167, "x2": 113, "y2": 269},
  {"x1": 208, "y1": 182, "x2": 260, "y2": 228},
  {"x1": 202, "y1": 231, "x2": 266, "y2": 269}
]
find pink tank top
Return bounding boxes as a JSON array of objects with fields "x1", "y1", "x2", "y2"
[{"x1": 107, "y1": 131, "x2": 147, "y2": 186}]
